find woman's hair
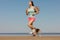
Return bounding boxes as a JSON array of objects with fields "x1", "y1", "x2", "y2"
[{"x1": 30, "y1": 1, "x2": 34, "y2": 6}]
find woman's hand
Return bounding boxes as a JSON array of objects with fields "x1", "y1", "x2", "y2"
[
  {"x1": 26, "y1": 8, "x2": 28, "y2": 15},
  {"x1": 34, "y1": 6, "x2": 40, "y2": 14}
]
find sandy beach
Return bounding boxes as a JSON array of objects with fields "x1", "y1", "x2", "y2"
[{"x1": 0, "y1": 36, "x2": 60, "y2": 40}]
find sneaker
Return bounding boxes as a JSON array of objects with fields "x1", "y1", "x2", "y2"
[
  {"x1": 32, "y1": 28, "x2": 37, "y2": 36},
  {"x1": 36, "y1": 28, "x2": 40, "y2": 34}
]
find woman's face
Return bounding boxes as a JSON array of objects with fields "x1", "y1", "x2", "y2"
[{"x1": 29, "y1": 1, "x2": 32, "y2": 6}]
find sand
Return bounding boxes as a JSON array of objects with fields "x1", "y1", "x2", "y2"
[{"x1": 0, "y1": 36, "x2": 60, "y2": 40}]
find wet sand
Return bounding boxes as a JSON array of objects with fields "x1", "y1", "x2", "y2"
[{"x1": 0, "y1": 36, "x2": 60, "y2": 40}]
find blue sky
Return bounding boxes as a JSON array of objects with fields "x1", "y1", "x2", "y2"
[{"x1": 0, "y1": 0, "x2": 60, "y2": 33}]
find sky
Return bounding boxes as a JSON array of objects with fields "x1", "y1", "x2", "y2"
[{"x1": 0, "y1": 0, "x2": 60, "y2": 33}]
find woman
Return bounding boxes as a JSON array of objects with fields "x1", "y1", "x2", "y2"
[{"x1": 26, "y1": 1, "x2": 40, "y2": 36}]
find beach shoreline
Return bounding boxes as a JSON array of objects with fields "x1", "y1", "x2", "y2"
[{"x1": 0, "y1": 36, "x2": 60, "y2": 40}]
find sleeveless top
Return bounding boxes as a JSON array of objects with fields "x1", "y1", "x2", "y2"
[{"x1": 28, "y1": 7, "x2": 36, "y2": 17}]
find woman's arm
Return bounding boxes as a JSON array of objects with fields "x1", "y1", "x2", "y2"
[
  {"x1": 26, "y1": 9, "x2": 28, "y2": 15},
  {"x1": 34, "y1": 6, "x2": 40, "y2": 14}
]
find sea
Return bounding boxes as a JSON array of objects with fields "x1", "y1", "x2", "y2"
[{"x1": 0, "y1": 33, "x2": 60, "y2": 36}]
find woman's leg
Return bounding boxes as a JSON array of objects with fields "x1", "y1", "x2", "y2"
[
  {"x1": 27, "y1": 17, "x2": 40, "y2": 36},
  {"x1": 28, "y1": 19, "x2": 35, "y2": 30},
  {"x1": 28, "y1": 20, "x2": 37, "y2": 36}
]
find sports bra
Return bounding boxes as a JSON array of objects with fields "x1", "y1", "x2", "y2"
[{"x1": 28, "y1": 7, "x2": 36, "y2": 17}]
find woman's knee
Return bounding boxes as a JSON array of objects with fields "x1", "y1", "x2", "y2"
[{"x1": 27, "y1": 24, "x2": 30, "y2": 27}]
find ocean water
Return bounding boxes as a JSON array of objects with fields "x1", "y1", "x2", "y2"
[{"x1": 0, "y1": 33, "x2": 60, "y2": 36}]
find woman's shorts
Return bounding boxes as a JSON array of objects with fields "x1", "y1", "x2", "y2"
[{"x1": 28, "y1": 17, "x2": 36, "y2": 22}]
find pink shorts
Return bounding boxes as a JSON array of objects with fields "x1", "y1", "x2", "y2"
[{"x1": 28, "y1": 17, "x2": 36, "y2": 22}]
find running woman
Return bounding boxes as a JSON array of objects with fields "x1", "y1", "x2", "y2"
[{"x1": 26, "y1": 0, "x2": 40, "y2": 36}]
